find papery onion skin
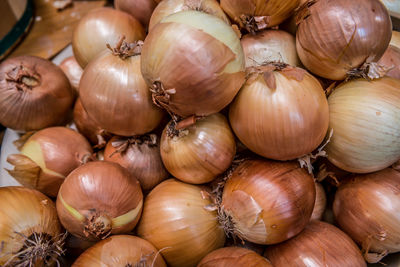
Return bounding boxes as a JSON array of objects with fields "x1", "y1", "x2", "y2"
[
  {"x1": 311, "y1": 182, "x2": 327, "y2": 221},
  {"x1": 390, "y1": 31, "x2": 400, "y2": 49},
  {"x1": 325, "y1": 77, "x2": 400, "y2": 173},
  {"x1": 0, "y1": 55, "x2": 74, "y2": 131},
  {"x1": 0, "y1": 187, "x2": 63, "y2": 266},
  {"x1": 72, "y1": 235, "x2": 167, "y2": 267},
  {"x1": 141, "y1": 10, "x2": 245, "y2": 118},
  {"x1": 296, "y1": 0, "x2": 392, "y2": 80},
  {"x1": 56, "y1": 161, "x2": 143, "y2": 241},
  {"x1": 59, "y1": 56, "x2": 83, "y2": 94},
  {"x1": 264, "y1": 220, "x2": 366, "y2": 267},
  {"x1": 115, "y1": 0, "x2": 157, "y2": 28},
  {"x1": 198, "y1": 247, "x2": 272, "y2": 267},
  {"x1": 377, "y1": 45, "x2": 400, "y2": 79},
  {"x1": 160, "y1": 113, "x2": 236, "y2": 184},
  {"x1": 72, "y1": 7, "x2": 145, "y2": 68},
  {"x1": 137, "y1": 179, "x2": 225, "y2": 267},
  {"x1": 222, "y1": 159, "x2": 316, "y2": 245}
]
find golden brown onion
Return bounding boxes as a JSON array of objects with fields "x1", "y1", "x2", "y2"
[
  {"x1": 137, "y1": 179, "x2": 225, "y2": 267},
  {"x1": 56, "y1": 161, "x2": 143, "y2": 241},
  {"x1": 377, "y1": 45, "x2": 400, "y2": 79},
  {"x1": 390, "y1": 31, "x2": 400, "y2": 49},
  {"x1": 221, "y1": 159, "x2": 316, "y2": 245},
  {"x1": 59, "y1": 56, "x2": 83, "y2": 94},
  {"x1": 264, "y1": 220, "x2": 366, "y2": 267},
  {"x1": 115, "y1": 0, "x2": 157, "y2": 28},
  {"x1": 311, "y1": 182, "x2": 327, "y2": 221},
  {"x1": 296, "y1": 0, "x2": 392, "y2": 80}
]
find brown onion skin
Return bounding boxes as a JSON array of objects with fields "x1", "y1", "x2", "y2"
[
  {"x1": 296, "y1": 0, "x2": 392, "y2": 80},
  {"x1": 59, "y1": 56, "x2": 83, "y2": 94},
  {"x1": 222, "y1": 159, "x2": 316, "y2": 245},
  {"x1": 377, "y1": 45, "x2": 400, "y2": 79},
  {"x1": 0, "y1": 55, "x2": 74, "y2": 131},
  {"x1": 311, "y1": 182, "x2": 327, "y2": 221},
  {"x1": 198, "y1": 247, "x2": 272, "y2": 267},
  {"x1": 264, "y1": 220, "x2": 366, "y2": 267},
  {"x1": 115, "y1": 0, "x2": 157, "y2": 28}
]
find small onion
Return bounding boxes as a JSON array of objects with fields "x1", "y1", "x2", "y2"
[
  {"x1": 56, "y1": 161, "x2": 143, "y2": 241},
  {"x1": 115, "y1": 0, "x2": 157, "y2": 28},
  {"x1": 311, "y1": 182, "x2": 327, "y2": 221},
  {"x1": 325, "y1": 77, "x2": 400, "y2": 173},
  {"x1": 141, "y1": 10, "x2": 245, "y2": 117},
  {"x1": 72, "y1": 235, "x2": 166, "y2": 267},
  {"x1": 160, "y1": 114, "x2": 236, "y2": 184},
  {"x1": 390, "y1": 31, "x2": 400, "y2": 49},
  {"x1": 0, "y1": 55, "x2": 74, "y2": 132},
  {"x1": 0, "y1": 187, "x2": 64, "y2": 266},
  {"x1": 137, "y1": 179, "x2": 225, "y2": 267},
  {"x1": 59, "y1": 56, "x2": 83, "y2": 94},
  {"x1": 221, "y1": 159, "x2": 316, "y2": 245},
  {"x1": 264, "y1": 220, "x2": 366, "y2": 267},
  {"x1": 377, "y1": 45, "x2": 400, "y2": 79},
  {"x1": 6, "y1": 127, "x2": 93, "y2": 197}
]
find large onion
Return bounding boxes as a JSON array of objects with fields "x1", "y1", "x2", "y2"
[
  {"x1": 377, "y1": 45, "x2": 400, "y2": 79},
  {"x1": 325, "y1": 77, "x2": 400, "y2": 173},
  {"x1": 115, "y1": 0, "x2": 157, "y2": 28},
  {"x1": 141, "y1": 10, "x2": 245, "y2": 118}
]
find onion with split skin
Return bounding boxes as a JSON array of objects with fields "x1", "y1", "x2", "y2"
[
  {"x1": 377, "y1": 45, "x2": 400, "y2": 79},
  {"x1": 59, "y1": 56, "x2": 83, "y2": 94},
  {"x1": 115, "y1": 0, "x2": 158, "y2": 29}
]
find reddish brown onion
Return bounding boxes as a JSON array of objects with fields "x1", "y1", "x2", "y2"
[
  {"x1": 377, "y1": 45, "x2": 400, "y2": 79},
  {"x1": 115, "y1": 0, "x2": 157, "y2": 28},
  {"x1": 59, "y1": 56, "x2": 83, "y2": 94}
]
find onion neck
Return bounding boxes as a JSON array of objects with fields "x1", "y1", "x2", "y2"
[
  {"x1": 110, "y1": 134, "x2": 158, "y2": 157},
  {"x1": 106, "y1": 35, "x2": 143, "y2": 60},
  {"x1": 240, "y1": 14, "x2": 270, "y2": 34},
  {"x1": 83, "y1": 212, "x2": 112, "y2": 239},
  {"x1": 5, "y1": 65, "x2": 41, "y2": 91}
]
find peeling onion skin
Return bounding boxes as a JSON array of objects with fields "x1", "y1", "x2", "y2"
[
  {"x1": 59, "y1": 56, "x2": 83, "y2": 94},
  {"x1": 296, "y1": 0, "x2": 392, "y2": 80},
  {"x1": 0, "y1": 55, "x2": 74, "y2": 132},
  {"x1": 325, "y1": 77, "x2": 400, "y2": 173},
  {"x1": 264, "y1": 220, "x2": 366, "y2": 267},
  {"x1": 115, "y1": 0, "x2": 157, "y2": 29},
  {"x1": 311, "y1": 182, "x2": 327, "y2": 221},
  {"x1": 333, "y1": 168, "x2": 400, "y2": 262},
  {"x1": 377, "y1": 45, "x2": 400, "y2": 79},
  {"x1": 222, "y1": 159, "x2": 316, "y2": 245}
]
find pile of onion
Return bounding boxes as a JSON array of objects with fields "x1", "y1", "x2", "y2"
[{"x1": 115, "y1": 0, "x2": 157, "y2": 28}]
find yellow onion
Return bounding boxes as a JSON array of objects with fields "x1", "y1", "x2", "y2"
[
  {"x1": 296, "y1": 0, "x2": 392, "y2": 80},
  {"x1": 115, "y1": 0, "x2": 157, "y2": 28},
  {"x1": 0, "y1": 187, "x2": 64, "y2": 266},
  {"x1": 104, "y1": 134, "x2": 169, "y2": 192},
  {"x1": 137, "y1": 179, "x2": 225, "y2": 267},
  {"x1": 59, "y1": 56, "x2": 83, "y2": 94},
  {"x1": 221, "y1": 159, "x2": 316, "y2": 245},
  {"x1": 160, "y1": 114, "x2": 236, "y2": 184},
  {"x1": 333, "y1": 168, "x2": 400, "y2": 263},
  {"x1": 72, "y1": 7, "x2": 145, "y2": 68},
  {"x1": 229, "y1": 65, "x2": 329, "y2": 161},
  {"x1": 0, "y1": 55, "x2": 74, "y2": 132},
  {"x1": 72, "y1": 235, "x2": 166, "y2": 267},
  {"x1": 391, "y1": 31, "x2": 400, "y2": 49},
  {"x1": 6, "y1": 127, "x2": 93, "y2": 197},
  {"x1": 241, "y1": 30, "x2": 301, "y2": 68},
  {"x1": 198, "y1": 247, "x2": 272, "y2": 267},
  {"x1": 311, "y1": 182, "x2": 327, "y2": 221},
  {"x1": 325, "y1": 77, "x2": 400, "y2": 173},
  {"x1": 264, "y1": 220, "x2": 366, "y2": 267},
  {"x1": 79, "y1": 39, "x2": 164, "y2": 137},
  {"x1": 56, "y1": 161, "x2": 143, "y2": 241},
  {"x1": 377, "y1": 45, "x2": 400, "y2": 79},
  {"x1": 148, "y1": 0, "x2": 230, "y2": 31},
  {"x1": 141, "y1": 10, "x2": 245, "y2": 118},
  {"x1": 220, "y1": 0, "x2": 299, "y2": 32}
]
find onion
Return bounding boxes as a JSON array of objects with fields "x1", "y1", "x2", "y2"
[
  {"x1": 390, "y1": 31, "x2": 400, "y2": 49},
  {"x1": 72, "y1": 235, "x2": 166, "y2": 267},
  {"x1": 148, "y1": 0, "x2": 230, "y2": 31},
  {"x1": 333, "y1": 168, "x2": 400, "y2": 263},
  {"x1": 296, "y1": 0, "x2": 392, "y2": 80},
  {"x1": 0, "y1": 55, "x2": 74, "y2": 132},
  {"x1": 198, "y1": 247, "x2": 272, "y2": 267},
  {"x1": 229, "y1": 65, "x2": 329, "y2": 161},
  {"x1": 141, "y1": 10, "x2": 245, "y2": 118},
  {"x1": 220, "y1": 0, "x2": 299, "y2": 32},
  {"x1": 377, "y1": 45, "x2": 400, "y2": 79},
  {"x1": 241, "y1": 30, "x2": 301, "y2": 68},
  {"x1": 264, "y1": 220, "x2": 366, "y2": 267},
  {"x1": 72, "y1": 7, "x2": 145, "y2": 68},
  {"x1": 0, "y1": 187, "x2": 64, "y2": 266},
  {"x1": 79, "y1": 39, "x2": 164, "y2": 137},
  {"x1": 56, "y1": 161, "x2": 143, "y2": 241},
  {"x1": 6, "y1": 127, "x2": 93, "y2": 197},
  {"x1": 137, "y1": 179, "x2": 225, "y2": 267},
  {"x1": 325, "y1": 77, "x2": 400, "y2": 173},
  {"x1": 160, "y1": 114, "x2": 236, "y2": 184},
  {"x1": 104, "y1": 134, "x2": 169, "y2": 192},
  {"x1": 115, "y1": 0, "x2": 157, "y2": 28},
  {"x1": 311, "y1": 182, "x2": 327, "y2": 221},
  {"x1": 59, "y1": 56, "x2": 83, "y2": 94},
  {"x1": 221, "y1": 159, "x2": 316, "y2": 245}
]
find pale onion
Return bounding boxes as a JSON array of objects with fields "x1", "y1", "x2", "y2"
[
  {"x1": 148, "y1": 0, "x2": 230, "y2": 31},
  {"x1": 160, "y1": 114, "x2": 236, "y2": 184},
  {"x1": 59, "y1": 56, "x2": 83, "y2": 94},
  {"x1": 79, "y1": 40, "x2": 164, "y2": 137},
  {"x1": 0, "y1": 187, "x2": 64, "y2": 266},
  {"x1": 72, "y1": 7, "x2": 145, "y2": 68},
  {"x1": 325, "y1": 77, "x2": 400, "y2": 173},
  {"x1": 390, "y1": 31, "x2": 400, "y2": 49},
  {"x1": 264, "y1": 220, "x2": 366, "y2": 267},
  {"x1": 137, "y1": 179, "x2": 225, "y2": 267},
  {"x1": 56, "y1": 161, "x2": 143, "y2": 241},
  {"x1": 221, "y1": 159, "x2": 316, "y2": 245},
  {"x1": 377, "y1": 45, "x2": 400, "y2": 79},
  {"x1": 6, "y1": 127, "x2": 93, "y2": 197},
  {"x1": 334, "y1": 168, "x2": 400, "y2": 263},
  {"x1": 241, "y1": 30, "x2": 301, "y2": 68},
  {"x1": 311, "y1": 182, "x2": 327, "y2": 221},
  {"x1": 115, "y1": 0, "x2": 157, "y2": 28},
  {"x1": 72, "y1": 235, "x2": 166, "y2": 267},
  {"x1": 141, "y1": 10, "x2": 245, "y2": 118},
  {"x1": 229, "y1": 65, "x2": 329, "y2": 161}
]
